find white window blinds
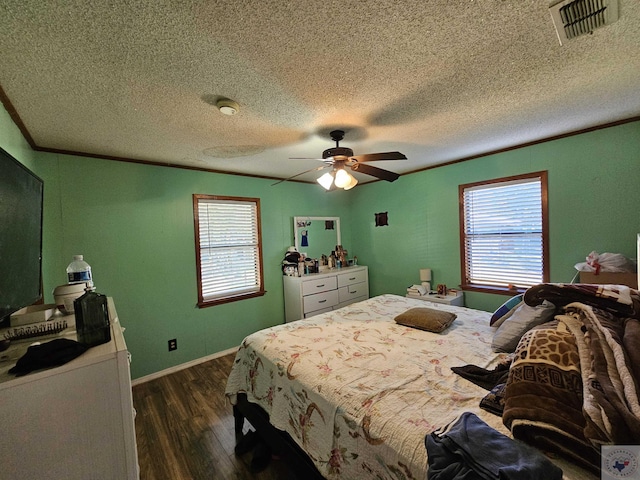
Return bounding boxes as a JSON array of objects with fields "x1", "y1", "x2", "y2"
[
  {"x1": 462, "y1": 175, "x2": 545, "y2": 289},
  {"x1": 195, "y1": 196, "x2": 263, "y2": 304}
]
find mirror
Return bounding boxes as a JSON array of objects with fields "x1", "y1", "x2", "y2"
[{"x1": 294, "y1": 216, "x2": 341, "y2": 260}]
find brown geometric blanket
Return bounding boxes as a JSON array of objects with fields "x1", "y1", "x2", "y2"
[
  {"x1": 504, "y1": 284, "x2": 640, "y2": 474},
  {"x1": 503, "y1": 320, "x2": 599, "y2": 473}
]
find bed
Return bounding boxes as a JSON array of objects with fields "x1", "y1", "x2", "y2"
[{"x1": 225, "y1": 290, "x2": 639, "y2": 479}]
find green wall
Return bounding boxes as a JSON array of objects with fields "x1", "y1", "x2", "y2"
[
  {"x1": 350, "y1": 121, "x2": 640, "y2": 312},
  {"x1": 2, "y1": 103, "x2": 639, "y2": 379},
  {"x1": 0, "y1": 106, "x2": 353, "y2": 378},
  {"x1": 46, "y1": 158, "x2": 356, "y2": 380}
]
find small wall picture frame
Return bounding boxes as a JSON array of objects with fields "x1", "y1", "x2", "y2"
[{"x1": 375, "y1": 212, "x2": 388, "y2": 227}]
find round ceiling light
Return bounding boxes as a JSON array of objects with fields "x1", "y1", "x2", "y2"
[{"x1": 216, "y1": 99, "x2": 239, "y2": 115}]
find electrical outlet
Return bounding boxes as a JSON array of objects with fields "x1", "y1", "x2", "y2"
[{"x1": 168, "y1": 339, "x2": 177, "y2": 351}]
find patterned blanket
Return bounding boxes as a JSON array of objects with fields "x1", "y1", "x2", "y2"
[
  {"x1": 226, "y1": 295, "x2": 511, "y2": 479},
  {"x1": 562, "y1": 302, "x2": 640, "y2": 444},
  {"x1": 504, "y1": 284, "x2": 640, "y2": 474},
  {"x1": 524, "y1": 283, "x2": 640, "y2": 318},
  {"x1": 226, "y1": 294, "x2": 595, "y2": 480},
  {"x1": 503, "y1": 320, "x2": 597, "y2": 473}
]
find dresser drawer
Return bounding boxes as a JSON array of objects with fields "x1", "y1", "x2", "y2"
[
  {"x1": 337, "y1": 269, "x2": 367, "y2": 288},
  {"x1": 303, "y1": 289, "x2": 339, "y2": 313},
  {"x1": 338, "y1": 283, "x2": 367, "y2": 304},
  {"x1": 302, "y1": 276, "x2": 338, "y2": 296}
]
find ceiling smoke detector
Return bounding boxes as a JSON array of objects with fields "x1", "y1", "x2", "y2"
[
  {"x1": 549, "y1": 0, "x2": 619, "y2": 45},
  {"x1": 216, "y1": 99, "x2": 239, "y2": 115}
]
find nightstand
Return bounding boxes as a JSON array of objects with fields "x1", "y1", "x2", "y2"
[{"x1": 406, "y1": 290, "x2": 465, "y2": 307}]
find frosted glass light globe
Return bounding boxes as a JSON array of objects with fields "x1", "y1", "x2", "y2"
[
  {"x1": 334, "y1": 169, "x2": 352, "y2": 188},
  {"x1": 317, "y1": 172, "x2": 334, "y2": 190}
]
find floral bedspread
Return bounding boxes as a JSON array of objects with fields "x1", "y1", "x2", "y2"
[{"x1": 225, "y1": 294, "x2": 592, "y2": 480}]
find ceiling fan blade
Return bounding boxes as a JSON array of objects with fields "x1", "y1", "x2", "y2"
[
  {"x1": 271, "y1": 165, "x2": 327, "y2": 186},
  {"x1": 350, "y1": 151, "x2": 407, "y2": 162},
  {"x1": 350, "y1": 162, "x2": 400, "y2": 182},
  {"x1": 290, "y1": 157, "x2": 335, "y2": 166}
]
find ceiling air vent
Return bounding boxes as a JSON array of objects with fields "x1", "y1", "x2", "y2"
[{"x1": 549, "y1": 0, "x2": 619, "y2": 45}]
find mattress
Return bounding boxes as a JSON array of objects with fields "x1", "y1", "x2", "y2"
[{"x1": 225, "y1": 294, "x2": 597, "y2": 479}]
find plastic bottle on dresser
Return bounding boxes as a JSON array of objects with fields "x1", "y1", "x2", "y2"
[{"x1": 67, "y1": 255, "x2": 93, "y2": 288}]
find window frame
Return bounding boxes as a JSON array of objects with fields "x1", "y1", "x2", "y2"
[
  {"x1": 458, "y1": 171, "x2": 549, "y2": 296},
  {"x1": 193, "y1": 194, "x2": 265, "y2": 308}
]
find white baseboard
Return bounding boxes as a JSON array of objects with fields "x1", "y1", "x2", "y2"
[{"x1": 131, "y1": 346, "x2": 239, "y2": 386}]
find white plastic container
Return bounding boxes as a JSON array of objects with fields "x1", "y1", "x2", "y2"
[
  {"x1": 66, "y1": 255, "x2": 93, "y2": 286},
  {"x1": 53, "y1": 283, "x2": 87, "y2": 314}
]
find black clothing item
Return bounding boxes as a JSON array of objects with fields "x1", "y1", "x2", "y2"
[
  {"x1": 9, "y1": 338, "x2": 88, "y2": 376},
  {"x1": 451, "y1": 362, "x2": 510, "y2": 390}
]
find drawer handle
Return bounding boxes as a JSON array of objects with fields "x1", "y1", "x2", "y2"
[
  {"x1": 316, "y1": 284, "x2": 325, "y2": 288},
  {"x1": 318, "y1": 299, "x2": 327, "y2": 303},
  {"x1": 349, "y1": 277, "x2": 356, "y2": 280},
  {"x1": 351, "y1": 290, "x2": 357, "y2": 294}
]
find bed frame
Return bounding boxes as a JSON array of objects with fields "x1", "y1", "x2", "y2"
[{"x1": 233, "y1": 393, "x2": 325, "y2": 479}]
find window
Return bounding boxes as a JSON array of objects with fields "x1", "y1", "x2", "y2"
[
  {"x1": 193, "y1": 194, "x2": 264, "y2": 307},
  {"x1": 459, "y1": 171, "x2": 549, "y2": 294}
]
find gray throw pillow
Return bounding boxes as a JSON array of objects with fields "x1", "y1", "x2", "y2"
[{"x1": 491, "y1": 300, "x2": 556, "y2": 353}]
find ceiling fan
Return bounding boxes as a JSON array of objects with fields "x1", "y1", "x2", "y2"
[{"x1": 273, "y1": 130, "x2": 407, "y2": 190}]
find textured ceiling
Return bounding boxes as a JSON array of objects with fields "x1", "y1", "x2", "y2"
[{"x1": 1, "y1": 0, "x2": 639, "y2": 184}]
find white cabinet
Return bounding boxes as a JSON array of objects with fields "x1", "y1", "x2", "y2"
[
  {"x1": 284, "y1": 266, "x2": 369, "y2": 322},
  {"x1": 0, "y1": 298, "x2": 139, "y2": 480}
]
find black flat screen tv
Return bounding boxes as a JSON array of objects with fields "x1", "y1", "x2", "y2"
[{"x1": 0, "y1": 147, "x2": 44, "y2": 324}]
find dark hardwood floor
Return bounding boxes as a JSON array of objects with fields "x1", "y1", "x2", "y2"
[{"x1": 132, "y1": 353, "x2": 297, "y2": 480}]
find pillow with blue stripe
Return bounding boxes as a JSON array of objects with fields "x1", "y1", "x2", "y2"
[{"x1": 490, "y1": 294, "x2": 523, "y2": 327}]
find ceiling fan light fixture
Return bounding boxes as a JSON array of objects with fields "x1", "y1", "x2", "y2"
[
  {"x1": 284, "y1": 130, "x2": 405, "y2": 189},
  {"x1": 334, "y1": 168, "x2": 353, "y2": 188},
  {"x1": 317, "y1": 171, "x2": 335, "y2": 190}
]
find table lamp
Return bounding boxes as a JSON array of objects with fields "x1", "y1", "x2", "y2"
[{"x1": 420, "y1": 268, "x2": 432, "y2": 292}]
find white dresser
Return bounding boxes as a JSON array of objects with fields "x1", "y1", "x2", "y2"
[
  {"x1": 0, "y1": 298, "x2": 139, "y2": 479},
  {"x1": 283, "y1": 266, "x2": 369, "y2": 322}
]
